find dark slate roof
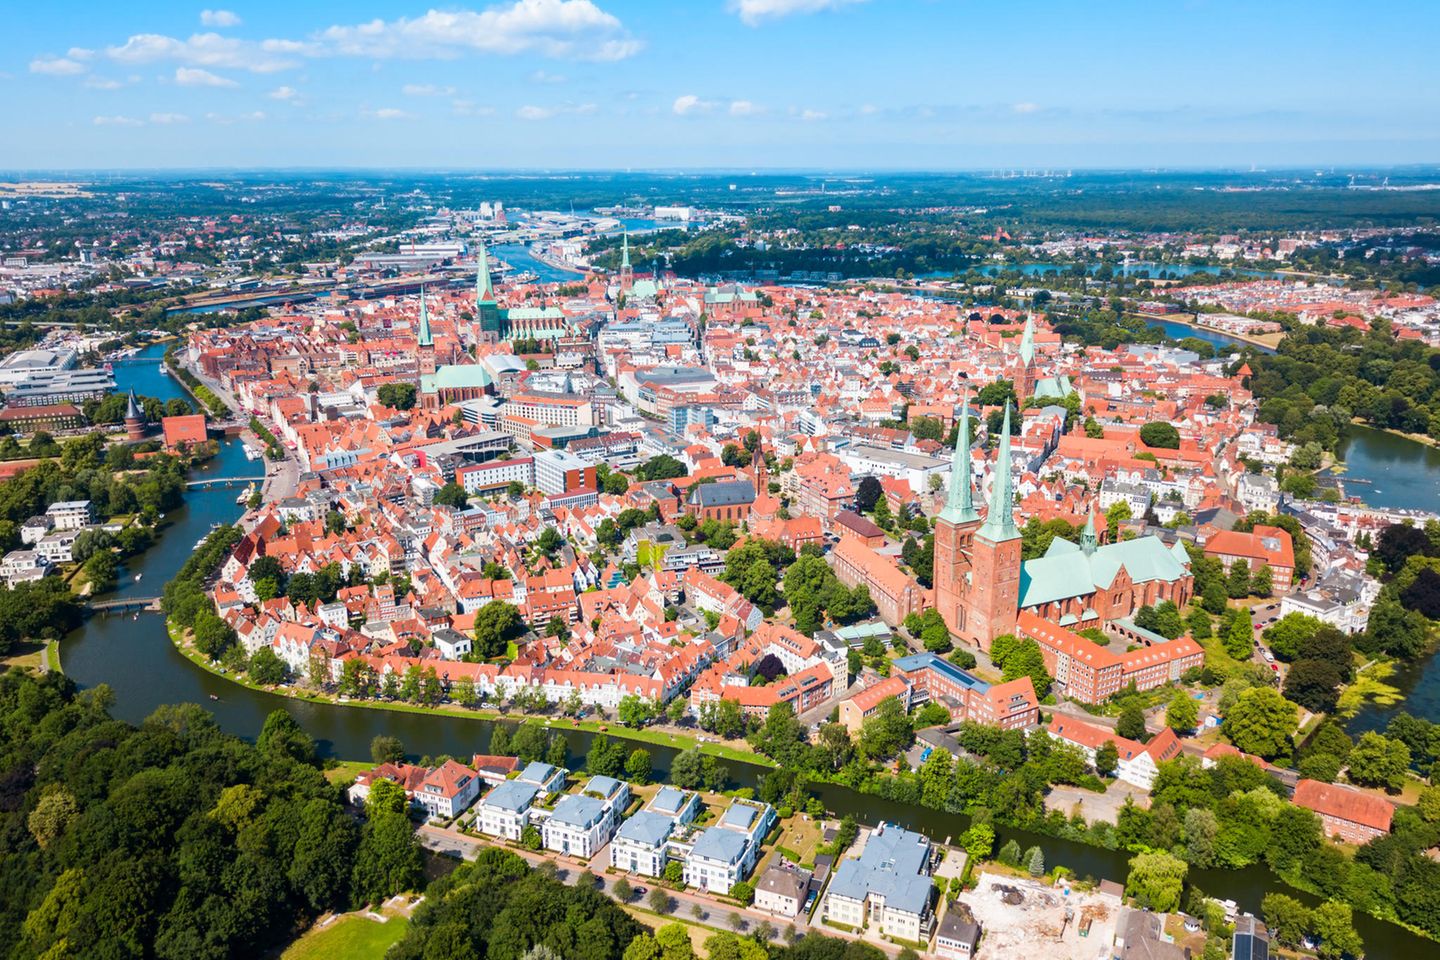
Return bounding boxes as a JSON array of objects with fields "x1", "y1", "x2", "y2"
[{"x1": 689, "y1": 479, "x2": 755, "y2": 508}]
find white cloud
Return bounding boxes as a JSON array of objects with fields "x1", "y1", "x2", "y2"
[
  {"x1": 30, "y1": 57, "x2": 87, "y2": 76},
  {"x1": 84, "y1": 76, "x2": 124, "y2": 90},
  {"x1": 730, "y1": 0, "x2": 865, "y2": 27},
  {"x1": 149, "y1": 112, "x2": 190, "y2": 124},
  {"x1": 242, "y1": 110, "x2": 266, "y2": 121},
  {"x1": 370, "y1": 107, "x2": 411, "y2": 120},
  {"x1": 1012, "y1": 102, "x2": 1040, "y2": 114},
  {"x1": 200, "y1": 10, "x2": 242, "y2": 28},
  {"x1": 106, "y1": 32, "x2": 302, "y2": 73},
  {"x1": 798, "y1": 108, "x2": 827, "y2": 121},
  {"x1": 319, "y1": 0, "x2": 642, "y2": 62},
  {"x1": 516, "y1": 101, "x2": 596, "y2": 120},
  {"x1": 204, "y1": 110, "x2": 266, "y2": 124},
  {"x1": 529, "y1": 69, "x2": 566, "y2": 83},
  {"x1": 728, "y1": 99, "x2": 762, "y2": 116},
  {"x1": 269, "y1": 85, "x2": 298, "y2": 100},
  {"x1": 673, "y1": 94, "x2": 717, "y2": 116},
  {"x1": 66, "y1": 47, "x2": 95, "y2": 61},
  {"x1": 174, "y1": 66, "x2": 238, "y2": 87},
  {"x1": 451, "y1": 99, "x2": 496, "y2": 117},
  {"x1": 402, "y1": 83, "x2": 456, "y2": 96},
  {"x1": 93, "y1": 115, "x2": 144, "y2": 126}
]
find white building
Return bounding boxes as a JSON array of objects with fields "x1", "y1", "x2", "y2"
[
  {"x1": 46, "y1": 500, "x2": 94, "y2": 531},
  {"x1": 542, "y1": 776, "x2": 630, "y2": 859},
  {"x1": 414, "y1": 760, "x2": 482, "y2": 820},
  {"x1": 610, "y1": 786, "x2": 701, "y2": 877},
  {"x1": 682, "y1": 800, "x2": 774, "y2": 893},
  {"x1": 823, "y1": 822, "x2": 934, "y2": 942},
  {"x1": 1, "y1": 549, "x2": 52, "y2": 586},
  {"x1": 754, "y1": 862, "x2": 810, "y2": 918}
]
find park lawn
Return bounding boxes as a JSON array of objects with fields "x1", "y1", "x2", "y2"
[
  {"x1": 1194, "y1": 628, "x2": 1251, "y2": 679},
  {"x1": 324, "y1": 759, "x2": 373, "y2": 785},
  {"x1": 281, "y1": 913, "x2": 409, "y2": 960},
  {"x1": 1, "y1": 641, "x2": 45, "y2": 672}
]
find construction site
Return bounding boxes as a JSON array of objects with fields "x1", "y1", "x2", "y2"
[{"x1": 960, "y1": 872, "x2": 1121, "y2": 960}]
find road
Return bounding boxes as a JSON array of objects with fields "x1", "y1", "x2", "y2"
[{"x1": 415, "y1": 823, "x2": 910, "y2": 956}]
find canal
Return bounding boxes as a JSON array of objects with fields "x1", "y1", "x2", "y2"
[{"x1": 53, "y1": 346, "x2": 1435, "y2": 956}]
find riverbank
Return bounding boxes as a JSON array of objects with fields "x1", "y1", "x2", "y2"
[
  {"x1": 1346, "y1": 418, "x2": 1440, "y2": 453},
  {"x1": 1135, "y1": 312, "x2": 1286, "y2": 350},
  {"x1": 165, "y1": 618, "x2": 773, "y2": 768}
]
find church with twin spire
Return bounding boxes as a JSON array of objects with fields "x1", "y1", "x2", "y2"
[{"x1": 933, "y1": 394, "x2": 1193, "y2": 652}]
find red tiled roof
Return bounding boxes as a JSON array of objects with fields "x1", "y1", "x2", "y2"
[{"x1": 1292, "y1": 779, "x2": 1393, "y2": 833}]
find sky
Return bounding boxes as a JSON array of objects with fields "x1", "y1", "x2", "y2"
[{"x1": 5, "y1": 0, "x2": 1440, "y2": 171}]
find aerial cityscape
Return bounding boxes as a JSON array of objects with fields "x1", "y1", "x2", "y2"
[{"x1": 5, "y1": 3, "x2": 1440, "y2": 960}]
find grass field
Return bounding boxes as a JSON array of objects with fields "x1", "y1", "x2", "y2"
[
  {"x1": 0, "y1": 641, "x2": 44, "y2": 672},
  {"x1": 281, "y1": 913, "x2": 409, "y2": 960}
]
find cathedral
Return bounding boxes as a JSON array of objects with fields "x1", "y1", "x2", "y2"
[{"x1": 932, "y1": 396, "x2": 1194, "y2": 652}]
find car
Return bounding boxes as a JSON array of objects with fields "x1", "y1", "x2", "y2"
[
  {"x1": 633, "y1": 886, "x2": 647, "y2": 896},
  {"x1": 1270, "y1": 663, "x2": 1280, "y2": 672}
]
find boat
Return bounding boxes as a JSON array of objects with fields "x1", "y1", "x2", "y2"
[
  {"x1": 208, "y1": 694, "x2": 218, "y2": 701},
  {"x1": 133, "y1": 573, "x2": 142, "y2": 582}
]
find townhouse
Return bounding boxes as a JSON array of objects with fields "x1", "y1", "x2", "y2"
[
  {"x1": 681, "y1": 799, "x2": 776, "y2": 893},
  {"x1": 823, "y1": 822, "x2": 934, "y2": 942}
]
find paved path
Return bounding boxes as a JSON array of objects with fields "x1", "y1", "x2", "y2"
[{"x1": 415, "y1": 823, "x2": 909, "y2": 956}]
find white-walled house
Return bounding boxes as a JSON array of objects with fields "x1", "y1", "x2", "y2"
[
  {"x1": 611, "y1": 786, "x2": 702, "y2": 877},
  {"x1": 682, "y1": 799, "x2": 775, "y2": 893},
  {"x1": 542, "y1": 775, "x2": 631, "y2": 859},
  {"x1": 414, "y1": 760, "x2": 482, "y2": 820},
  {"x1": 476, "y1": 780, "x2": 540, "y2": 840},
  {"x1": 823, "y1": 822, "x2": 934, "y2": 942}
]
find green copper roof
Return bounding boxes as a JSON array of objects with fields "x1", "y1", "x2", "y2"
[
  {"x1": 1079, "y1": 510, "x2": 1098, "y2": 555},
  {"x1": 505, "y1": 306, "x2": 566, "y2": 321},
  {"x1": 1032, "y1": 375, "x2": 1074, "y2": 399},
  {"x1": 1018, "y1": 534, "x2": 1190, "y2": 609},
  {"x1": 621, "y1": 231, "x2": 630, "y2": 269},
  {"x1": 1019, "y1": 314, "x2": 1035, "y2": 367},
  {"x1": 938, "y1": 397, "x2": 978, "y2": 525},
  {"x1": 417, "y1": 287, "x2": 433, "y2": 348},
  {"x1": 976, "y1": 401, "x2": 1019, "y2": 542},
  {"x1": 423, "y1": 365, "x2": 493, "y2": 391}
]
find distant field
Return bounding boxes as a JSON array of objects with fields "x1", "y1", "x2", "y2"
[{"x1": 281, "y1": 913, "x2": 409, "y2": 960}]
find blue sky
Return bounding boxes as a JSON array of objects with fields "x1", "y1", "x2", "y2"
[{"x1": 5, "y1": 0, "x2": 1439, "y2": 170}]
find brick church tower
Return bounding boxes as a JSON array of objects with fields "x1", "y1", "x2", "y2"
[
  {"x1": 934, "y1": 399, "x2": 1022, "y2": 652},
  {"x1": 415, "y1": 287, "x2": 438, "y2": 410}
]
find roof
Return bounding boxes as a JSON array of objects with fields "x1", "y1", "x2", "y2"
[
  {"x1": 1233, "y1": 915, "x2": 1269, "y2": 960},
  {"x1": 648, "y1": 786, "x2": 692, "y2": 817},
  {"x1": 1292, "y1": 779, "x2": 1394, "y2": 833},
  {"x1": 893, "y1": 652, "x2": 990, "y2": 694},
  {"x1": 936, "y1": 904, "x2": 980, "y2": 947},
  {"x1": 615, "y1": 810, "x2": 673, "y2": 847},
  {"x1": 691, "y1": 824, "x2": 751, "y2": 864},
  {"x1": 517, "y1": 761, "x2": 563, "y2": 788},
  {"x1": 482, "y1": 780, "x2": 539, "y2": 813},
  {"x1": 1020, "y1": 533, "x2": 1190, "y2": 609},
  {"x1": 827, "y1": 822, "x2": 932, "y2": 916},
  {"x1": 689, "y1": 479, "x2": 756, "y2": 508},
  {"x1": 548, "y1": 793, "x2": 606, "y2": 829},
  {"x1": 757, "y1": 863, "x2": 809, "y2": 902}
]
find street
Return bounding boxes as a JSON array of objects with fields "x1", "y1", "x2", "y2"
[{"x1": 415, "y1": 823, "x2": 912, "y2": 956}]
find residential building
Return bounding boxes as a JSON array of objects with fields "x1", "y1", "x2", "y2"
[
  {"x1": 1292, "y1": 779, "x2": 1394, "y2": 844},
  {"x1": 1204, "y1": 525, "x2": 1295, "y2": 592},
  {"x1": 46, "y1": 500, "x2": 94, "y2": 530},
  {"x1": 890, "y1": 653, "x2": 1039, "y2": 729},
  {"x1": 838, "y1": 676, "x2": 912, "y2": 735},
  {"x1": 934, "y1": 903, "x2": 982, "y2": 959},
  {"x1": 610, "y1": 786, "x2": 701, "y2": 877},
  {"x1": 1015, "y1": 612, "x2": 1203, "y2": 705},
  {"x1": 542, "y1": 775, "x2": 631, "y2": 858},
  {"x1": 476, "y1": 780, "x2": 540, "y2": 840},
  {"x1": 414, "y1": 760, "x2": 482, "y2": 820},
  {"x1": 682, "y1": 799, "x2": 775, "y2": 893},
  {"x1": 1046, "y1": 716, "x2": 1182, "y2": 791},
  {"x1": 754, "y1": 862, "x2": 810, "y2": 918},
  {"x1": 823, "y1": 822, "x2": 934, "y2": 942},
  {"x1": 1232, "y1": 915, "x2": 1270, "y2": 960},
  {"x1": 831, "y1": 534, "x2": 928, "y2": 627}
]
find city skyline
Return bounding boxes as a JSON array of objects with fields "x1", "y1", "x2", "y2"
[{"x1": 7, "y1": 0, "x2": 1440, "y2": 170}]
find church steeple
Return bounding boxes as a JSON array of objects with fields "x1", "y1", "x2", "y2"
[
  {"x1": 1019, "y1": 314, "x2": 1035, "y2": 367},
  {"x1": 618, "y1": 230, "x2": 634, "y2": 291},
  {"x1": 938, "y1": 397, "x2": 979, "y2": 525},
  {"x1": 416, "y1": 286, "x2": 433, "y2": 348},
  {"x1": 475, "y1": 243, "x2": 495, "y2": 305},
  {"x1": 977, "y1": 401, "x2": 1020, "y2": 542},
  {"x1": 1080, "y1": 504, "x2": 1099, "y2": 555}
]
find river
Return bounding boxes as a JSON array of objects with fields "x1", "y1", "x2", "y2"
[{"x1": 51, "y1": 344, "x2": 1433, "y2": 956}]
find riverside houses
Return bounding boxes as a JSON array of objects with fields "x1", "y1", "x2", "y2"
[
  {"x1": 681, "y1": 799, "x2": 775, "y2": 893},
  {"x1": 476, "y1": 761, "x2": 568, "y2": 840},
  {"x1": 542, "y1": 776, "x2": 631, "y2": 859},
  {"x1": 823, "y1": 822, "x2": 935, "y2": 942},
  {"x1": 610, "y1": 786, "x2": 702, "y2": 877}
]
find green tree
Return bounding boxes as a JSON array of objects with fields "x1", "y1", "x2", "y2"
[
  {"x1": 1095, "y1": 740, "x2": 1120, "y2": 777},
  {"x1": 1117, "y1": 704, "x2": 1148, "y2": 742},
  {"x1": 1000, "y1": 637, "x2": 1052, "y2": 698},
  {"x1": 625, "y1": 748, "x2": 653, "y2": 785},
  {"x1": 1125, "y1": 850, "x2": 1188, "y2": 912},
  {"x1": 473, "y1": 601, "x2": 523, "y2": 659},
  {"x1": 351, "y1": 811, "x2": 422, "y2": 904},
  {"x1": 1139, "y1": 422, "x2": 1181, "y2": 449},
  {"x1": 1311, "y1": 900, "x2": 1364, "y2": 960},
  {"x1": 1165, "y1": 690, "x2": 1199, "y2": 733},
  {"x1": 1345, "y1": 731, "x2": 1411, "y2": 793},
  {"x1": 1224, "y1": 686, "x2": 1297, "y2": 760},
  {"x1": 376, "y1": 382, "x2": 417, "y2": 410},
  {"x1": 433, "y1": 482, "x2": 469, "y2": 509}
]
